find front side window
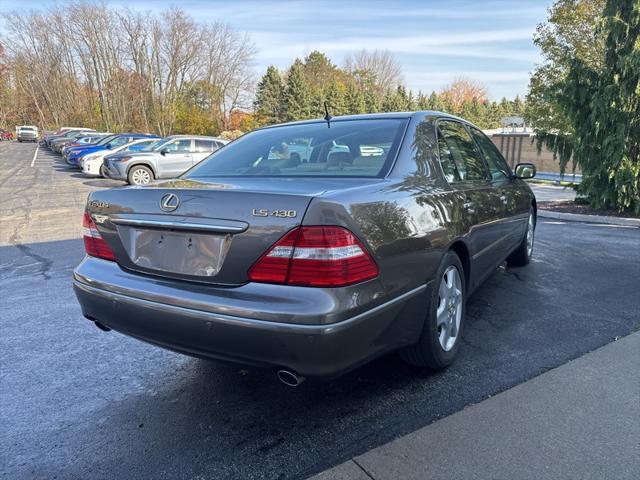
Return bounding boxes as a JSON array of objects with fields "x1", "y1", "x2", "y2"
[
  {"x1": 470, "y1": 128, "x2": 511, "y2": 180},
  {"x1": 165, "y1": 139, "x2": 192, "y2": 153},
  {"x1": 437, "y1": 120, "x2": 488, "y2": 182},
  {"x1": 186, "y1": 119, "x2": 407, "y2": 178}
]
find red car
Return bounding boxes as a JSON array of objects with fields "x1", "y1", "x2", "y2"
[{"x1": 0, "y1": 129, "x2": 14, "y2": 141}]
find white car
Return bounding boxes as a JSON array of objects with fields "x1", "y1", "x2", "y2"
[{"x1": 81, "y1": 138, "x2": 161, "y2": 177}]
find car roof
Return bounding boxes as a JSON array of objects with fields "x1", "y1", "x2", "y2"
[
  {"x1": 164, "y1": 135, "x2": 226, "y2": 141},
  {"x1": 258, "y1": 111, "x2": 484, "y2": 135},
  {"x1": 111, "y1": 133, "x2": 159, "y2": 137},
  {"x1": 258, "y1": 111, "x2": 467, "y2": 129}
]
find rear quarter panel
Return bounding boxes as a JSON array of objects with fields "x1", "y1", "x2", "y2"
[{"x1": 304, "y1": 114, "x2": 472, "y2": 300}]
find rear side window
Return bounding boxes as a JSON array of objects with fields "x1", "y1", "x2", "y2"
[
  {"x1": 110, "y1": 137, "x2": 131, "y2": 148},
  {"x1": 194, "y1": 140, "x2": 217, "y2": 153},
  {"x1": 470, "y1": 128, "x2": 512, "y2": 180},
  {"x1": 437, "y1": 120, "x2": 488, "y2": 182},
  {"x1": 186, "y1": 119, "x2": 407, "y2": 178}
]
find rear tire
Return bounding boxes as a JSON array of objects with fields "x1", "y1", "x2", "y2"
[
  {"x1": 400, "y1": 251, "x2": 466, "y2": 370},
  {"x1": 128, "y1": 165, "x2": 153, "y2": 185},
  {"x1": 507, "y1": 208, "x2": 535, "y2": 267}
]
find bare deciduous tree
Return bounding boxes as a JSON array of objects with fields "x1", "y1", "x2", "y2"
[
  {"x1": 2, "y1": 1, "x2": 255, "y2": 135},
  {"x1": 344, "y1": 49, "x2": 403, "y2": 96}
]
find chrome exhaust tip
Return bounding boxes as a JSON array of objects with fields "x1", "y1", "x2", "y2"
[{"x1": 276, "y1": 369, "x2": 305, "y2": 387}]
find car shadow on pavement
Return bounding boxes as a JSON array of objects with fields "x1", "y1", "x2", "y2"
[{"x1": 83, "y1": 179, "x2": 125, "y2": 187}]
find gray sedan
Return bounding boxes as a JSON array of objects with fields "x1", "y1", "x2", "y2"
[
  {"x1": 74, "y1": 112, "x2": 536, "y2": 385},
  {"x1": 102, "y1": 135, "x2": 228, "y2": 185}
]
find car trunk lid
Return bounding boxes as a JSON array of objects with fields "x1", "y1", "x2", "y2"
[{"x1": 86, "y1": 177, "x2": 382, "y2": 285}]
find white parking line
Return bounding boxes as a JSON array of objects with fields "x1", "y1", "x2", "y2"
[{"x1": 30, "y1": 145, "x2": 40, "y2": 167}]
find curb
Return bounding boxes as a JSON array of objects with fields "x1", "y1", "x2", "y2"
[{"x1": 538, "y1": 209, "x2": 640, "y2": 227}]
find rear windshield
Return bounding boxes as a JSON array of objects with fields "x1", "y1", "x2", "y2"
[{"x1": 185, "y1": 119, "x2": 407, "y2": 178}]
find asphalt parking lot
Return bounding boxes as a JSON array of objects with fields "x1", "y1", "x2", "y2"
[{"x1": 1, "y1": 141, "x2": 639, "y2": 479}]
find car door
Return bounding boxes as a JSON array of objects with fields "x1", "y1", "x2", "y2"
[
  {"x1": 157, "y1": 139, "x2": 193, "y2": 178},
  {"x1": 470, "y1": 127, "x2": 527, "y2": 254},
  {"x1": 437, "y1": 120, "x2": 504, "y2": 283}
]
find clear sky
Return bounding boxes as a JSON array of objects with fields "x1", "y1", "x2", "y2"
[{"x1": 0, "y1": 0, "x2": 551, "y2": 100}]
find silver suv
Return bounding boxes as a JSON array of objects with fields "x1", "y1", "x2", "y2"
[{"x1": 102, "y1": 135, "x2": 228, "y2": 185}]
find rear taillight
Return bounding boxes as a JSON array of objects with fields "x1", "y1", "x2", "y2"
[
  {"x1": 82, "y1": 212, "x2": 115, "y2": 261},
  {"x1": 248, "y1": 226, "x2": 378, "y2": 287}
]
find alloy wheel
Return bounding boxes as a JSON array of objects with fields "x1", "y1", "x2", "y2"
[
  {"x1": 131, "y1": 168, "x2": 151, "y2": 185},
  {"x1": 526, "y1": 212, "x2": 535, "y2": 257},
  {"x1": 436, "y1": 266, "x2": 463, "y2": 351}
]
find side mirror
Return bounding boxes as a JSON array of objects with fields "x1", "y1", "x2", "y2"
[
  {"x1": 514, "y1": 162, "x2": 536, "y2": 179},
  {"x1": 105, "y1": 143, "x2": 112, "y2": 149},
  {"x1": 160, "y1": 148, "x2": 168, "y2": 156}
]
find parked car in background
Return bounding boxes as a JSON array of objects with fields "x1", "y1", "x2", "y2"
[
  {"x1": 0, "y1": 129, "x2": 13, "y2": 141},
  {"x1": 44, "y1": 127, "x2": 95, "y2": 147},
  {"x1": 61, "y1": 134, "x2": 110, "y2": 157},
  {"x1": 66, "y1": 133, "x2": 160, "y2": 167},
  {"x1": 102, "y1": 135, "x2": 228, "y2": 185},
  {"x1": 47, "y1": 129, "x2": 93, "y2": 150},
  {"x1": 17, "y1": 126, "x2": 39, "y2": 142},
  {"x1": 63, "y1": 134, "x2": 121, "y2": 163},
  {"x1": 74, "y1": 112, "x2": 537, "y2": 383},
  {"x1": 81, "y1": 138, "x2": 161, "y2": 176},
  {"x1": 51, "y1": 130, "x2": 97, "y2": 153}
]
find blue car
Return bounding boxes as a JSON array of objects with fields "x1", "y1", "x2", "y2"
[
  {"x1": 64, "y1": 134, "x2": 119, "y2": 164},
  {"x1": 66, "y1": 133, "x2": 160, "y2": 167},
  {"x1": 61, "y1": 135, "x2": 108, "y2": 157}
]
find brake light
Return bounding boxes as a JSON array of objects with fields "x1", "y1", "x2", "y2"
[
  {"x1": 248, "y1": 226, "x2": 378, "y2": 287},
  {"x1": 82, "y1": 212, "x2": 115, "y2": 261}
]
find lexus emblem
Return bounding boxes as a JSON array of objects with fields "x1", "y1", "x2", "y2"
[{"x1": 160, "y1": 193, "x2": 180, "y2": 212}]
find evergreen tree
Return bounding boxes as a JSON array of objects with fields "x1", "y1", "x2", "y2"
[
  {"x1": 325, "y1": 80, "x2": 346, "y2": 116},
  {"x1": 486, "y1": 101, "x2": 503, "y2": 129},
  {"x1": 428, "y1": 91, "x2": 442, "y2": 111},
  {"x1": 559, "y1": 0, "x2": 640, "y2": 212},
  {"x1": 254, "y1": 66, "x2": 283, "y2": 125},
  {"x1": 512, "y1": 95, "x2": 524, "y2": 115},
  {"x1": 415, "y1": 91, "x2": 427, "y2": 110},
  {"x1": 282, "y1": 60, "x2": 312, "y2": 121},
  {"x1": 302, "y1": 51, "x2": 340, "y2": 91},
  {"x1": 363, "y1": 87, "x2": 380, "y2": 113},
  {"x1": 345, "y1": 80, "x2": 366, "y2": 114},
  {"x1": 381, "y1": 89, "x2": 396, "y2": 112}
]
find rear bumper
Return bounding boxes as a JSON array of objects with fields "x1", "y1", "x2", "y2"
[{"x1": 73, "y1": 257, "x2": 429, "y2": 377}]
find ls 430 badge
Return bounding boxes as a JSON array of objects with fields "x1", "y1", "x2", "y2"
[{"x1": 252, "y1": 209, "x2": 297, "y2": 218}]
